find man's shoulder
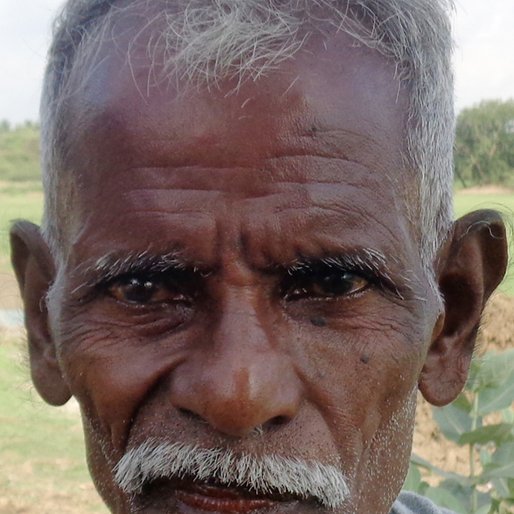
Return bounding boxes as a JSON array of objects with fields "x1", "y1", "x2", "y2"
[{"x1": 390, "y1": 491, "x2": 456, "y2": 514}]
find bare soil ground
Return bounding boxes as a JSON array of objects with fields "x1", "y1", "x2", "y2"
[{"x1": 0, "y1": 271, "x2": 23, "y2": 309}]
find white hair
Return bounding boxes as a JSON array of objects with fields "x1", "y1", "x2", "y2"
[
  {"x1": 41, "y1": 0, "x2": 455, "y2": 268},
  {"x1": 114, "y1": 440, "x2": 349, "y2": 509}
]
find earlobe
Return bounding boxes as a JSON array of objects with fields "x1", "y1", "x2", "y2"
[
  {"x1": 419, "y1": 210, "x2": 508, "y2": 406},
  {"x1": 10, "y1": 221, "x2": 71, "y2": 406}
]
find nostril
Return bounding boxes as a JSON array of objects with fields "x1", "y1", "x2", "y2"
[
  {"x1": 264, "y1": 415, "x2": 291, "y2": 430},
  {"x1": 179, "y1": 406, "x2": 291, "y2": 435},
  {"x1": 178, "y1": 407, "x2": 207, "y2": 424}
]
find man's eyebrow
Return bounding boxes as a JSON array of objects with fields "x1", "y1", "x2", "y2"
[
  {"x1": 72, "y1": 250, "x2": 199, "y2": 288},
  {"x1": 285, "y1": 248, "x2": 387, "y2": 273}
]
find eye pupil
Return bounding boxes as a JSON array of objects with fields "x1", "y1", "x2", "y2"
[
  {"x1": 107, "y1": 273, "x2": 191, "y2": 305},
  {"x1": 321, "y1": 272, "x2": 352, "y2": 295},
  {"x1": 124, "y1": 278, "x2": 156, "y2": 302}
]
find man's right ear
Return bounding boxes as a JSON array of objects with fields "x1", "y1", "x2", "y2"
[{"x1": 10, "y1": 221, "x2": 71, "y2": 406}]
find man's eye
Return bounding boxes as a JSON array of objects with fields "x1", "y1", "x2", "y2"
[
  {"x1": 283, "y1": 270, "x2": 369, "y2": 301},
  {"x1": 107, "y1": 276, "x2": 187, "y2": 305}
]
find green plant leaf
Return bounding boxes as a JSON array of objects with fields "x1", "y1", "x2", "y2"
[
  {"x1": 474, "y1": 504, "x2": 493, "y2": 514},
  {"x1": 433, "y1": 402, "x2": 473, "y2": 442},
  {"x1": 477, "y1": 375, "x2": 514, "y2": 416},
  {"x1": 459, "y1": 424, "x2": 514, "y2": 445},
  {"x1": 403, "y1": 463, "x2": 425, "y2": 493},
  {"x1": 471, "y1": 351, "x2": 514, "y2": 392},
  {"x1": 437, "y1": 478, "x2": 493, "y2": 512},
  {"x1": 491, "y1": 478, "x2": 513, "y2": 500},
  {"x1": 480, "y1": 447, "x2": 493, "y2": 467},
  {"x1": 482, "y1": 444, "x2": 514, "y2": 485},
  {"x1": 410, "y1": 454, "x2": 472, "y2": 485},
  {"x1": 481, "y1": 444, "x2": 514, "y2": 484},
  {"x1": 424, "y1": 486, "x2": 468, "y2": 514},
  {"x1": 502, "y1": 408, "x2": 514, "y2": 424},
  {"x1": 483, "y1": 460, "x2": 514, "y2": 480},
  {"x1": 491, "y1": 442, "x2": 514, "y2": 466},
  {"x1": 452, "y1": 392, "x2": 473, "y2": 413}
]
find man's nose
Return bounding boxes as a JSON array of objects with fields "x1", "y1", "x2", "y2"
[{"x1": 169, "y1": 292, "x2": 302, "y2": 437}]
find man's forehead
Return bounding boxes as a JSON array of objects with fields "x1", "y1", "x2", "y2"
[
  {"x1": 56, "y1": 16, "x2": 419, "y2": 269},
  {"x1": 64, "y1": 20, "x2": 409, "y2": 173},
  {"x1": 53, "y1": 5, "x2": 420, "y2": 265}
]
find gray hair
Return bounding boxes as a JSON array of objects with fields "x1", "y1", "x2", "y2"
[
  {"x1": 114, "y1": 439, "x2": 349, "y2": 509},
  {"x1": 41, "y1": 0, "x2": 455, "y2": 268}
]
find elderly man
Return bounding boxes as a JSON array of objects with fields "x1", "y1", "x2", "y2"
[{"x1": 11, "y1": 0, "x2": 508, "y2": 513}]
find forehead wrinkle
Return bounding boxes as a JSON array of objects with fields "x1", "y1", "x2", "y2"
[
  {"x1": 246, "y1": 201, "x2": 407, "y2": 254},
  {"x1": 112, "y1": 128, "x2": 399, "y2": 177},
  {"x1": 242, "y1": 220, "x2": 404, "y2": 272},
  {"x1": 120, "y1": 174, "x2": 271, "y2": 199},
  {"x1": 296, "y1": 127, "x2": 403, "y2": 162},
  {"x1": 263, "y1": 157, "x2": 401, "y2": 197},
  {"x1": 66, "y1": 35, "x2": 406, "y2": 174}
]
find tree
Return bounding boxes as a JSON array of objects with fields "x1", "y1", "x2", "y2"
[{"x1": 455, "y1": 100, "x2": 514, "y2": 188}]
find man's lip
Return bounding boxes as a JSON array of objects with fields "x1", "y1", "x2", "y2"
[
  {"x1": 175, "y1": 484, "x2": 279, "y2": 512},
  {"x1": 140, "y1": 478, "x2": 301, "y2": 513}
]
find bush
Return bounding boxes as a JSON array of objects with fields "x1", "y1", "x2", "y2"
[
  {"x1": 455, "y1": 100, "x2": 514, "y2": 188},
  {"x1": 405, "y1": 350, "x2": 514, "y2": 513}
]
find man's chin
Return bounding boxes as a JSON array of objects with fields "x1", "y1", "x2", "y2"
[{"x1": 129, "y1": 478, "x2": 313, "y2": 513}]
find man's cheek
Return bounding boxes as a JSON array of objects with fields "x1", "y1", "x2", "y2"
[
  {"x1": 300, "y1": 319, "x2": 424, "y2": 431},
  {"x1": 56, "y1": 316, "x2": 185, "y2": 455}
]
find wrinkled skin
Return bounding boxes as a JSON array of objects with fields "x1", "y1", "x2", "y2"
[{"x1": 11, "y1": 11, "x2": 507, "y2": 514}]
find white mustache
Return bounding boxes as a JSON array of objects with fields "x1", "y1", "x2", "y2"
[{"x1": 114, "y1": 440, "x2": 349, "y2": 509}]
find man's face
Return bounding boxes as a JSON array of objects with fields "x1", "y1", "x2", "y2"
[{"x1": 29, "y1": 27, "x2": 443, "y2": 514}]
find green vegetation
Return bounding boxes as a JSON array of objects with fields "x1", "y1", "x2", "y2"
[
  {"x1": 406, "y1": 351, "x2": 514, "y2": 514},
  {"x1": 0, "y1": 121, "x2": 41, "y2": 183},
  {"x1": 455, "y1": 100, "x2": 514, "y2": 189},
  {"x1": 0, "y1": 183, "x2": 43, "y2": 273},
  {"x1": 0, "y1": 121, "x2": 43, "y2": 274},
  {"x1": 0, "y1": 337, "x2": 107, "y2": 513}
]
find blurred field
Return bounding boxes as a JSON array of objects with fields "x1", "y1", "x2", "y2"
[
  {"x1": 454, "y1": 192, "x2": 514, "y2": 216},
  {"x1": 0, "y1": 184, "x2": 513, "y2": 513},
  {"x1": 0, "y1": 335, "x2": 107, "y2": 514},
  {"x1": 0, "y1": 182, "x2": 43, "y2": 273}
]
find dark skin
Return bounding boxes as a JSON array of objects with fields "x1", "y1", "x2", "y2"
[{"x1": 11, "y1": 19, "x2": 508, "y2": 514}]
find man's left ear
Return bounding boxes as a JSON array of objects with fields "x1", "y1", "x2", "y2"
[{"x1": 419, "y1": 210, "x2": 508, "y2": 406}]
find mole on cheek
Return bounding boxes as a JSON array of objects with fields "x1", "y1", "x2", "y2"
[
  {"x1": 310, "y1": 316, "x2": 327, "y2": 327},
  {"x1": 360, "y1": 354, "x2": 370, "y2": 364}
]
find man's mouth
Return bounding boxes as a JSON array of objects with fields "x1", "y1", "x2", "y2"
[
  {"x1": 116, "y1": 440, "x2": 349, "y2": 511},
  {"x1": 138, "y1": 477, "x2": 305, "y2": 513}
]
